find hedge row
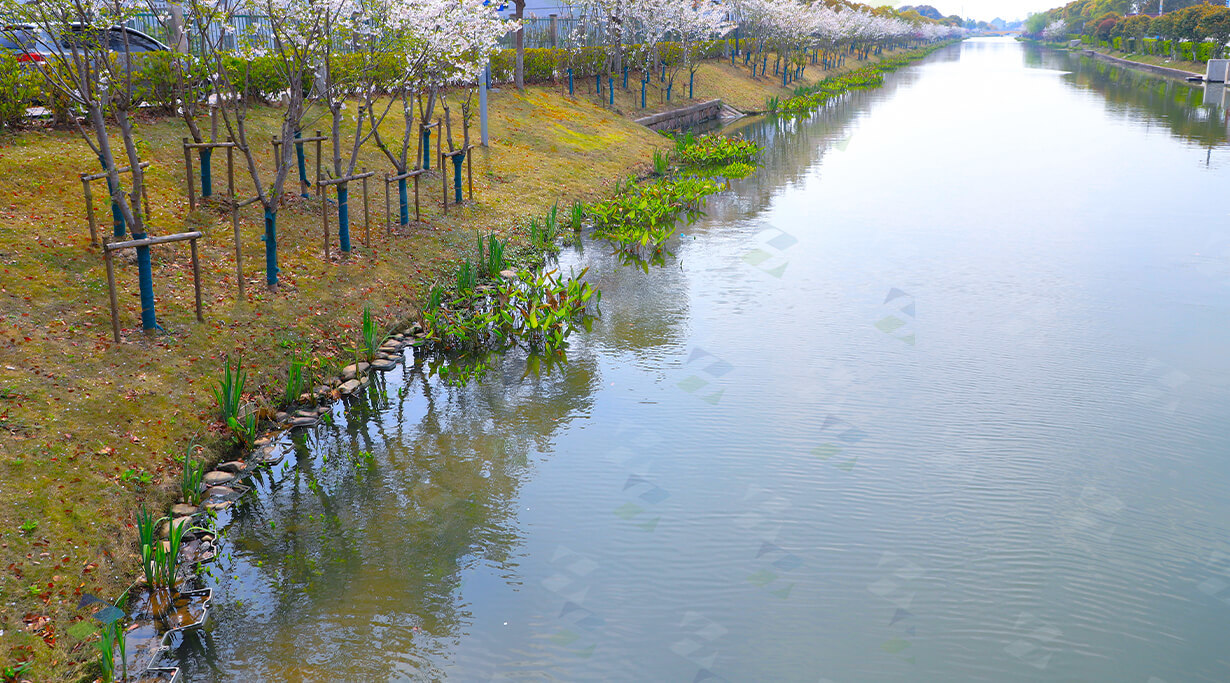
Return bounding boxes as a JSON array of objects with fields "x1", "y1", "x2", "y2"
[
  {"x1": 1080, "y1": 35, "x2": 1218, "y2": 62},
  {"x1": 2, "y1": 37, "x2": 840, "y2": 128}
]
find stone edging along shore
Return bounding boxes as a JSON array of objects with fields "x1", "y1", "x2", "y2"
[{"x1": 113, "y1": 317, "x2": 429, "y2": 680}]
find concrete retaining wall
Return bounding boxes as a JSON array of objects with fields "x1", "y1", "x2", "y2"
[
  {"x1": 634, "y1": 99, "x2": 724, "y2": 131},
  {"x1": 1082, "y1": 49, "x2": 1201, "y2": 81}
]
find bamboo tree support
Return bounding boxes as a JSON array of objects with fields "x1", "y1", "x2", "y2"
[
  {"x1": 183, "y1": 139, "x2": 237, "y2": 211},
  {"x1": 440, "y1": 147, "x2": 475, "y2": 209},
  {"x1": 81, "y1": 163, "x2": 152, "y2": 247},
  {"x1": 319, "y1": 171, "x2": 376, "y2": 256},
  {"x1": 383, "y1": 169, "x2": 426, "y2": 233},
  {"x1": 419, "y1": 120, "x2": 440, "y2": 171},
  {"x1": 271, "y1": 131, "x2": 326, "y2": 201},
  {"x1": 102, "y1": 231, "x2": 204, "y2": 343}
]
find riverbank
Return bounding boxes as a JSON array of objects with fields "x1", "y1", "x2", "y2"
[
  {"x1": 1081, "y1": 47, "x2": 1202, "y2": 80},
  {"x1": 0, "y1": 44, "x2": 939, "y2": 680},
  {"x1": 1023, "y1": 38, "x2": 1204, "y2": 80}
]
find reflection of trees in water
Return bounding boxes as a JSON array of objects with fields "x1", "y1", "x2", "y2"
[
  {"x1": 552, "y1": 237, "x2": 693, "y2": 356},
  {"x1": 1029, "y1": 45, "x2": 1229, "y2": 146},
  {"x1": 176, "y1": 352, "x2": 600, "y2": 680},
  {"x1": 709, "y1": 67, "x2": 923, "y2": 228}
]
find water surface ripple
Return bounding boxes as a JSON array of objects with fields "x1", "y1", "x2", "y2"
[{"x1": 180, "y1": 38, "x2": 1230, "y2": 682}]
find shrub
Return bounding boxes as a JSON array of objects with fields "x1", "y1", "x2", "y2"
[{"x1": 0, "y1": 54, "x2": 39, "y2": 129}]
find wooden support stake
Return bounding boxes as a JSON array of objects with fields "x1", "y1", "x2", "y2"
[
  {"x1": 384, "y1": 174, "x2": 391, "y2": 235},
  {"x1": 190, "y1": 237, "x2": 203, "y2": 322},
  {"x1": 81, "y1": 174, "x2": 98, "y2": 247},
  {"x1": 183, "y1": 137, "x2": 195, "y2": 210},
  {"x1": 414, "y1": 173, "x2": 420, "y2": 222},
  {"x1": 441, "y1": 150, "x2": 447, "y2": 214},
  {"x1": 467, "y1": 148, "x2": 474, "y2": 201},
  {"x1": 104, "y1": 247, "x2": 120, "y2": 343},
  {"x1": 362, "y1": 170, "x2": 370, "y2": 248}
]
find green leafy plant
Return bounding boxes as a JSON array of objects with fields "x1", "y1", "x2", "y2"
[
  {"x1": 589, "y1": 176, "x2": 724, "y2": 257},
  {"x1": 569, "y1": 201, "x2": 586, "y2": 231},
  {"x1": 455, "y1": 259, "x2": 477, "y2": 293},
  {"x1": 2, "y1": 661, "x2": 31, "y2": 682},
  {"x1": 97, "y1": 620, "x2": 126, "y2": 683},
  {"x1": 282, "y1": 351, "x2": 308, "y2": 406},
  {"x1": 653, "y1": 149, "x2": 671, "y2": 175},
  {"x1": 136, "y1": 506, "x2": 159, "y2": 587},
  {"x1": 529, "y1": 204, "x2": 562, "y2": 251},
  {"x1": 359, "y1": 304, "x2": 389, "y2": 363},
  {"x1": 212, "y1": 357, "x2": 246, "y2": 426},
  {"x1": 227, "y1": 412, "x2": 257, "y2": 448},
  {"x1": 181, "y1": 451, "x2": 205, "y2": 506},
  {"x1": 19, "y1": 520, "x2": 36, "y2": 534},
  {"x1": 675, "y1": 133, "x2": 761, "y2": 167},
  {"x1": 476, "y1": 232, "x2": 506, "y2": 277}
]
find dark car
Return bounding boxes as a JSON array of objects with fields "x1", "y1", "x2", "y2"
[
  {"x1": 0, "y1": 24, "x2": 58, "y2": 63},
  {"x1": 59, "y1": 24, "x2": 171, "y2": 55}
]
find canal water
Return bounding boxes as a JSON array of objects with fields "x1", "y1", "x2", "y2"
[{"x1": 179, "y1": 38, "x2": 1230, "y2": 681}]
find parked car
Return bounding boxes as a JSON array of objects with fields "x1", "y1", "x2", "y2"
[
  {"x1": 0, "y1": 24, "x2": 58, "y2": 63},
  {"x1": 2, "y1": 22, "x2": 169, "y2": 62},
  {"x1": 59, "y1": 23, "x2": 171, "y2": 57}
]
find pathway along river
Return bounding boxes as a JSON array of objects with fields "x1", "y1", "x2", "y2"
[{"x1": 179, "y1": 38, "x2": 1230, "y2": 681}]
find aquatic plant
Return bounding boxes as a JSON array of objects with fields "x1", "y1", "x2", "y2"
[
  {"x1": 427, "y1": 284, "x2": 444, "y2": 311},
  {"x1": 475, "y1": 232, "x2": 506, "y2": 278},
  {"x1": 653, "y1": 149, "x2": 671, "y2": 175},
  {"x1": 282, "y1": 351, "x2": 308, "y2": 406},
  {"x1": 135, "y1": 506, "x2": 159, "y2": 587},
  {"x1": 676, "y1": 133, "x2": 761, "y2": 167},
  {"x1": 212, "y1": 357, "x2": 245, "y2": 425},
  {"x1": 455, "y1": 258, "x2": 478, "y2": 293},
  {"x1": 227, "y1": 411, "x2": 257, "y2": 448},
  {"x1": 359, "y1": 304, "x2": 389, "y2": 363},
  {"x1": 569, "y1": 201, "x2": 586, "y2": 231},
  {"x1": 97, "y1": 619, "x2": 126, "y2": 683},
  {"x1": 589, "y1": 176, "x2": 724, "y2": 256},
  {"x1": 180, "y1": 450, "x2": 205, "y2": 506},
  {"x1": 530, "y1": 204, "x2": 562, "y2": 252}
]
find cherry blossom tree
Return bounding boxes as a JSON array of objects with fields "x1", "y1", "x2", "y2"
[{"x1": 3, "y1": 0, "x2": 164, "y2": 329}]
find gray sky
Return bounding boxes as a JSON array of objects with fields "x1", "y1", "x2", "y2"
[{"x1": 895, "y1": 0, "x2": 1056, "y2": 22}]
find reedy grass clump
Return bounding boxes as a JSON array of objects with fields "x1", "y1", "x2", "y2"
[
  {"x1": 359, "y1": 304, "x2": 389, "y2": 363},
  {"x1": 180, "y1": 450, "x2": 205, "y2": 506}
]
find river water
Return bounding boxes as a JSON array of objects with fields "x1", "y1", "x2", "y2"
[{"x1": 179, "y1": 38, "x2": 1230, "y2": 681}]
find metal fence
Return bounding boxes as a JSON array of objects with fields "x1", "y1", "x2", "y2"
[
  {"x1": 123, "y1": 13, "x2": 649, "y2": 54},
  {"x1": 126, "y1": 13, "x2": 275, "y2": 53},
  {"x1": 496, "y1": 16, "x2": 653, "y2": 50}
]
